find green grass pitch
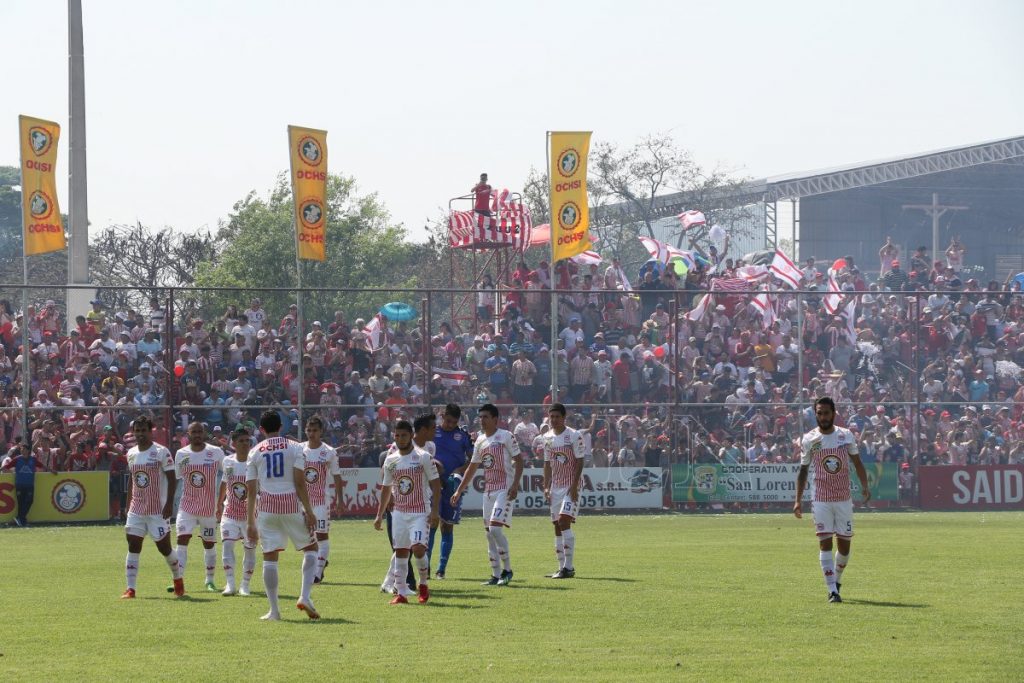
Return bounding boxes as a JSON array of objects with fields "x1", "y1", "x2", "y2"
[{"x1": 1, "y1": 512, "x2": 1021, "y2": 681}]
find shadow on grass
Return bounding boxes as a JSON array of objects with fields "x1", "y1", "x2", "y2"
[
  {"x1": 301, "y1": 616, "x2": 359, "y2": 624},
  {"x1": 139, "y1": 595, "x2": 217, "y2": 602},
  {"x1": 502, "y1": 584, "x2": 571, "y2": 591},
  {"x1": 573, "y1": 577, "x2": 639, "y2": 583},
  {"x1": 844, "y1": 599, "x2": 929, "y2": 608},
  {"x1": 421, "y1": 601, "x2": 486, "y2": 610}
]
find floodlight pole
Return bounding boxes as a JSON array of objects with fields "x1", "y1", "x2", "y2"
[
  {"x1": 902, "y1": 193, "x2": 968, "y2": 266},
  {"x1": 68, "y1": 0, "x2": 91, "y2": 296}
]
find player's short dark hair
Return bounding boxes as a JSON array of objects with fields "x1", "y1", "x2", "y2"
[
  {"x1": 260, "y1": 410, "x2": 282, "y2": 433},
  {"x1": 413, "y1": 413, "x2": 435, "y2": 432},
  {"x1": 231, "y1": 426, "x2": 251, "y2": 441},
  {"x1": 133, "y1": 415, "x2": 153, "y2": 430},
  {"x1": 549, "y1": 403, "x2": 567, "y2": 417},
  {"x1": 443, "y1": 403, "x2": 461, "y2": 420},
  {"x1": 305, "y1": 415, "x2": 325, "y2": 431},
  {"x1": 395, "y1": 420, "x2": 413, "y2": 433},
  {"x1": 815, "y1": 397, "x2": 836, "y2": 412},
  {"x1": 479, "y1": 403, "x2": 499, "y2": 419}
]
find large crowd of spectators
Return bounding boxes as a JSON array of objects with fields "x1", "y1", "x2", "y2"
[{"x1": 2, "y1": 235, "x2": 1023, "y2": 508}]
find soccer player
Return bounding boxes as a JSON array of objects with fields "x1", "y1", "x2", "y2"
[
  {"x1": 430, "y1": 403, "x2": 472, "y2": 578},
  {"x1": 542, "y1": 403, "x2": 586, "y2": 579},
  {"x1": 171, "y1": 422, "x2": 225, "y2": 593},
  {"x1": 380, "y1": 414, "x2": 436, "y2": 595},
  {"x1": 451, "y1": 403, "x2": 522, "y2": 586},
  {"x1": 374, "y1": 419, "x2": 441, "y2": 604},
  {"x1": 218, "y1": 426, "x2": 257, "y2": 596},
  {"x1": 121, "y1": 416, "x2": 184, "y2": 599},
  {"x1": 302, "y1": 416, "x2": 343, "y2": 583},
  {"x1": 246, "y1": 410, "x2": 320, "y2": 621},
  {"x1": 794, "y1": 397, "x2": 871, "y2": 603}
]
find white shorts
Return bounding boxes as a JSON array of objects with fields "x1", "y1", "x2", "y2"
[
  {"x1": 550, "y1": 487, "x2": 578, "y2": 522},
  {"x1": 312, "y1": 504, "x2": 330, "y2": 535},
  {"x1": 220, "y1": 516, "x2": 255, "y2": 549},
  {"x1": 125, "y1": 512, "x2": 171, "y2": 541},
  {"x1": 484, "y1": 489, "x2": 514, "y2": 528},
  {"x1": 392, "y1": 511, "x2": 429, "y2": 549},
  {"x1": 176, "y1": 511, "x2": 217, "y2": 542},
  {"x1": 257, "y1": 512, "x2": 315, "y2": 553},
  {"x1": 812, "y1": 500, "x2": 854, "y2": 538}
]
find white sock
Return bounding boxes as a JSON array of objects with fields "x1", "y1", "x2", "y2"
[
  {"x1": 242, "y1": 546, "x2": 256, "y2": 589},
  {"x1": 491, "y1": 526, "x2": 511, "y2": 572},
  {"x1": 204, "y1": 547, "x2": 217, "y2": 583},
  {"x1": 222, "y1": 541, "x2": 236, "y2": 589},
  {"x1": 176, "y1": 544, "x2": 188, "y2": 576},
  {"x1": 835, "y1": 551, "x2": 850, "y2": 585},
  {"x1": 562, "y1": 529, "x2": 576, "y2": 571},
  {"x1": 485, "y1": 529, "x2": 500, "y2": 578},
  {"x1": 263, "y1": 560, "x2": 280, "y2": 614},
  {"x1": 393, "y1": 555, "x2": 410, "y2": 595},
  {"x1": 317, "y1": 539, "x2": 330, "y2": 578},
  {"x1": 300, "y1": 551, "x2": 317, "y2": 604},
  {"x1": 164, "y1": 551, "x2": 182, "y2": 579},
  {"x1": 414, "y1": 553, "x2": 429, "y2": 586},
  {"x1": 555, "y1": 535, "x2": 565, "y2": 570},
  {"x1": 820, "y1": 550, "x2": 837, "y2": 592},
  {"x1": 382, "y1": 552, "x2": 398, "y2": 588},
  {"x1": 125, "y1": 552, "x2": 140, "y2": 590}
]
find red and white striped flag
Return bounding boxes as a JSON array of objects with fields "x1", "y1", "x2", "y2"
[
  {"x1": 736, "y1": 265, "x2": 770, "y2": 283},
  {"x1": 843, "y1": 298, "x2": 857, "y2": 344},
  {"x1": 709, "y1": 277, "x2": 751, "y2": 293},
  {"x1": 752, "y1": 292, "x2": 776, "y2": 330},
  {"x1": 770, "y1": 249, "x2": 803, "y2": 289},
  {"x1": 686, "y1": 293, "x2": 712, "y2": 322},
  {"x1": 639, "y1": 236, "x2": 685, "y2": 264},
  {"x1": 677, "y1": 210, "x2": 706, "y2": 231},
  {"x1": 363, "y1": 314, "x2": 385, "y2": 352},
  {"x1": 571, "y1": 250, "x2": 603, "y2": 266},
  {"x1": 824, "y1": 275, "x2": 843, "y2": 315},
  {"x1": 431, "y1": 367, "x2": 470, "y2": 387}
]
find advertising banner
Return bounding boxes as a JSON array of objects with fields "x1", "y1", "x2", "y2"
[
  {"x1": 671, "y1": 462, "x2": 898, "y2": 503},
  {"x1": 918, "y1": 465, "x2": 1024, "y2": 510},
  {"x1": 0, "y1": 472, "x2": 109, "y2": 523},
  {"x1": 19, "y1": 115, "x2": 66, "y2": 255},
  {"x1": 549, "y1": 131, "x2": 592, "y2": 262},
  {"x1": 333, "y1": 467, "x2": 663, "y2": 517},
  {"x1": 288, "y1": 125, "x2": 328, "y2": 261}
]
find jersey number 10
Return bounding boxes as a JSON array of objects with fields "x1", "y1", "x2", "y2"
[{"x1": 263, "y1": 452, "x2": 284, "y2": 478}]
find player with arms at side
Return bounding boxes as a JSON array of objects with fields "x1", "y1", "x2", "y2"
[
  {"x1": 171, "y1": 422, "x2": 225, "y2": 593},
  {"x1": 430, "y1": 403, "x2": 472, "y2": 578},
  {"x1": 794, "y1": 397, "x2": 871, "y2": 603},
  {"x1": 218, "y1": 426, "x2": 257, "y2": 596},
  {"x1": 121, "y1": 416, "x2": 184, "y2": 599},
  {"x1": 542, "y1": 403, "x2": 586, "y2": 579},
  {"x1": 451, "y1": 403, "x2": 523, "y2": 586},
  {"x1": 374, "y1": 418, "x2": 441, "y2": 604},
  {"x1": 246, "y1": 410, "x2": 320, "y2": 620},
  {"x1": 301, "y1": 416, "x2": 344, "y2": 584}
]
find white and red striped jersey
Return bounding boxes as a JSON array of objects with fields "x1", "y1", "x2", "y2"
[
  {"x1": 301, "y1": 441, "x2": 340, "y2": 507},
  {"x1": 542, "y1": 426, "x2": 585, "y2": 489},
  {"x1": 127, "y1": 443, "x2": 174, "y2": 515},
  {"x1": 472, "y1": 429, "x2": 520, "y2": 493},
  {"x1": 221, "y1": 455, "x2": 249, "y2": 521},
  {"x1": 246, "y1": 436, "x2": 305, "y2": 514},
  {"x1": 174, "y1": 445, "x2": 225, "y2": 517},
  {"x1": 381, "y1": 446, "x2": 439, "y2": 514},
  {"x1": 800, "y1": 427, "x2": 859, "y2": 502}
]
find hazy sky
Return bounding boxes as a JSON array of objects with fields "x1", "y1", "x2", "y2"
[{"x1": 2, "y1": 0, "x2": 1022, "y2": 242}]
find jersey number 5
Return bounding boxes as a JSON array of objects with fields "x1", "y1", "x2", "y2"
[{"x1": 263, "y1": 452, "x2": 284, "y2": 478}]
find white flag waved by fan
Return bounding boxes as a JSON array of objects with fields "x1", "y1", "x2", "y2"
[
  {"x1": 677, "y1": 210, "x2": 706, "y2": 231},
  {"x1": 770, "y1": 248, "x2": 803, "y2": 289},
  {"x1": 686, "y1": 293, "x2": 713, "y2": 321}
]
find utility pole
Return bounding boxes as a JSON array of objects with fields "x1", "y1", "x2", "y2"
[
  {"x1": 902, "y1": 193, "x2": 968, "y2": 266},
  {"x1": 67, "y1": 0, "x2": 92, "y2": 326}
]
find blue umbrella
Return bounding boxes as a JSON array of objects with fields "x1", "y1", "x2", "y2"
[
  {"x1": 380, "y1": 302, "x2": 418, "y2": 322},
  {"x1": 1013, "y1": 273, "x2": 1024, "y2": 291}
]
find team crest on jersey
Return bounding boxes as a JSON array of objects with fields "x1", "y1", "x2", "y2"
[
  {"x1": 224, "y1": 465, "x2": 234, "y2": 476},
  {"x1": 189, "y1": 471, "x2": 206, "y2": 488},
  {"x1": 809, "y1": 440, "x2": 822, "y2": 453},
  {"x1": 554, "y1": 452, "x2": 568, "y2": 464},
  {"x1": 481, "y1": 453, "x2": 495, "y2": 469},
  {"x1": 397, "y1": 475, "x2": 415, "y2": 495},
  {"x1": 822, "y1": 455, "x2": 842, "y2": 474},
  {"x1": 134, "y1": 471, "x2": 151, "y2": 488},
  {"x1": 304, "y1": 467, "x2": 319, "y2": 483},
  {"x1": 231, "y1": 482, "x2": 247, "y2": 501}
]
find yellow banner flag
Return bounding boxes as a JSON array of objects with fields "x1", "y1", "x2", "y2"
[
  {"x1": 19, "y1": 115, "x2": 66, "y2": 256},
  {"x1": 549, "y1": 131, "x2": 592, "y2": 262},
  {"x1": 288, "y1": 125, "x2": 328, "y2": 261}
]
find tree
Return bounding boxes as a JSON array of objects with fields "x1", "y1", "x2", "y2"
[{"x1": 194, "y1": 172, "x2": 421, "y2": 326}]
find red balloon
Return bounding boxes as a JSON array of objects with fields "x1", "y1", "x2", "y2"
[
  {"x1": 174, "y1": 365, "x2": 185, "y2": 377},
  {"x1": 654, "y1": 346, "x2": 666, "y2": 359}
]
